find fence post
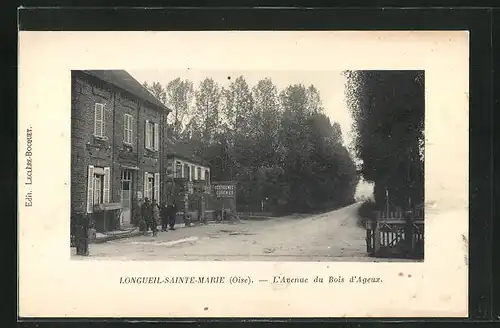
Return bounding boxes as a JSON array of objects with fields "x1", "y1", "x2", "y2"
[
  {"x1": 366, "y1": 220, "x2": 372, "y2": 254},
  {"x1": 404, "y1": 210, "x2": 414, "y2": 257},
  {"x1": 374, "y1": 211, "x2": 381, "y2": 256}
]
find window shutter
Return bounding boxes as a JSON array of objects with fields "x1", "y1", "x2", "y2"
[
  {"x1": 94, "y1": 104, "x2": 101, "y2": 136},
  {"x1": 123, "y1": 114, "x2": 128, "y2": 142},
  {"x1": 130, "y1": 116, "x2": 134, "y2": 143},
  {"x1": 86, "y1": 165, "x2": 95, "y2": 213},
  {"x1": 145, "y1": 120, "x2": 150, "y2": 148},
  {"x1": 101, "y1": 104, "x2": 105, "y2": 137},
  {"x1": 154, "y1": 172, "x2": 160, "y2": 202},
  {"x1": 103, "y1": 167, "x2": 111, "y2": 203},
  {"x1": 144, "y1": 171, "x2": 148, "y2": 199},
  {"x1": 154, "y1": 123, "x2": 159, "y2": 151}
]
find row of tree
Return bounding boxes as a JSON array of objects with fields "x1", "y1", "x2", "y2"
[
  {"x1": 344, "y1": 70, "x2": 425, "y2": 211},
  {"x1": 144, "y1": 76, "x2": 358, "y2": 213}
]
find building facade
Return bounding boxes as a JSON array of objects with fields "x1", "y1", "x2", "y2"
[
  {"x1": 167, "y1": 154, "x2": 211, "y2": 186},
  {"x1": 163, "y1": 139, "x2": 212, "y2": 216},
  {"x1": 71, "y1": 70, "x2": 170, "y2": 232}
]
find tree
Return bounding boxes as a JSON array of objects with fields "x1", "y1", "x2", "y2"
[
  {"x1": 277, "y1": 84, "x2": 358, "y2": 212},
  {"x1": 191, "y1": 78, "x2": 222, "y2": 144},
  {"x1": 344, "y1": 70, "x2": 424, "y2": 209},
  {"x1": 252, "y1": 78, "x2": 282, "y2": 166},
  {"x1": 165, "y1": 78, "x2": 194, "y2": 139},
  {"x1": 154, "y1": 75, "x2": 360, "y2": 215},
  {"x1": 184, "y1": 78, "x2": 223, "y2": 163},
  {"x1": 306, "y1": 85, "x2": 324, "y2": 114},
  {"x1": 219, "y1": 76, "x2": 257, "y2": 174},
  {"x1": 331, "y1": 122, "x2": 343, "y2": 145},
  {"x1": 303, "y1": 112, "x2": 358, "y2": 209},
  {"x1": 143, "y1": 81, "x2": 166, "y2": 104},
  {"x1": 223, "y1": 76, "x2": 254, "y2": 136}
]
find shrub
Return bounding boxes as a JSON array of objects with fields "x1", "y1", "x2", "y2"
[{"x1": 357, "y1": 199, "x2": 377, "y2": 227}]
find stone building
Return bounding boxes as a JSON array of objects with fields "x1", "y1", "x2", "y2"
[{"x1": 71, "y1": 70, "x2": 170, "y2": 232}]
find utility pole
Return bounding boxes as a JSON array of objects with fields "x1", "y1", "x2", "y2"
[
  {"x1": 386, "y1": 188, "x2": 389, "y2": 218},
  {"x1": 407, "y1": 149, "x2": 412, "y2": 210}
]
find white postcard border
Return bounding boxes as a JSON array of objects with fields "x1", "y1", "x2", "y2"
[{"x1": 18, "y1": 31, "x2": 469, "y2": 318}]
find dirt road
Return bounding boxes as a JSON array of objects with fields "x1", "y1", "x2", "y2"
[{"x1": 72, "y1": 203, "x2": 387, "y2": 261}]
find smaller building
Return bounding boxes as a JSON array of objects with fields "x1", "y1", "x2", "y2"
[
  {"x1": 166, "y1": 139, "x2": 210, "y2": 182},
  {"x1": 164, "y1": 138, "x2": 212, "y2": 216}
]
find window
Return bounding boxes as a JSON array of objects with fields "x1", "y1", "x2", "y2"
[
  {"x1": 145, "y1": 121, "x2": 152, "y2": 149},
  {"x1": 175, "y1": 161, "x2": 182, "y2": 178},
  {"x1": 124, "y1": 114, "x2": 133, "y2": 144},
  {"x1": 182, "y1": 164, "x2": 191, "y2": 181},
  {"x1": 197, "y1": 167, "x2": 201, "y2": 181},
  {"x1": 121, "y1": 169, "x2": 132, "y2": 191},
  {"x1": 145, "y1": 120, "x2": 159, "y2": 151},
  {"x1": 94, "y1": 174, "x2": 104, "y2": 204},
  {"x1": 146, "y1": 175, "x2": 154, "y2": 199},
  {"x1": 143, "y1": 172, "x2": 160, "y2": 201},
  {"x1": 87, "y1": 165, "x2": 110, "y2": 213},
  {"x1": 94, "y1": 103, "x2": 105, "y2": 137},
  {"x1": 205, "y1": 170, "x2": 210, "y2": 186},
  {"x1": 122, "y1": 169, "x2": 132, "y2": 181}
]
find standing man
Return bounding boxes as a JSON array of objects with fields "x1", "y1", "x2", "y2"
[
  {"x1": 169, "y1": 202, "x2": 178, "y2": 230},
  {"x1": 151, "y1": 199, "x2": 160, "y2": 236},
  {"x1": 141, "y1": 198, "x2": 154, "y2": 236},
  {"x1": 160, "y1": 202, "x2": 169, "y2": 232}
]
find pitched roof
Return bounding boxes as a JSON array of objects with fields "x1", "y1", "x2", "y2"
[
  {"x1": 82, "y1": 70, "x2": 169, "y2": 112},
  {"x1": 166, "y1": 138, "x2": 206, "y2": 166}
]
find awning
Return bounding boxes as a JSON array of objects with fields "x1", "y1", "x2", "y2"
[{"x1": 121, "y1": 165, "x2": 140, "y2": 171}]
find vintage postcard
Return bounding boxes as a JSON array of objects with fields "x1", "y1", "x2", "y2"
[{"x1": 18, "y1": 31, "x2": 469, "y2": 318}]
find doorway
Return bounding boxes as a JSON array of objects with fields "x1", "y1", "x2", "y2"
[{"x1": 120, "y1": 169, "x2": 133, "y2": 227}]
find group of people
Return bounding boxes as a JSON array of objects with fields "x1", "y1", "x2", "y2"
[{"x1": 140, "y1": 198, "x2": 178, "y2": 236}]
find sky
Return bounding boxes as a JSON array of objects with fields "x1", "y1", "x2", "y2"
[{"x1": 129, "y1": 69, "x2": 373, "y2": 198}]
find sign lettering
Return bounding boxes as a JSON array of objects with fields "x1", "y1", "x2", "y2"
[{"x1": 214, "y1": 184, "x2": 236, "y2": 198}]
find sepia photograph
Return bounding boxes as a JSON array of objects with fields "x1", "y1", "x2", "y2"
[{"x1": 70, "y1": 69, "x2": 425, "y2": 262}]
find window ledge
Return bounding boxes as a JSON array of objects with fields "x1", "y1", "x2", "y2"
[
  {"x1": 93, "y1": 135, "x2": 109, "y2": 141},
  {"x1": 93, "y1": 205, "x2": 103, "y2": 212},
  {"x1": 122, "y1": 142, "x2": 134, "y2": 149}
]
